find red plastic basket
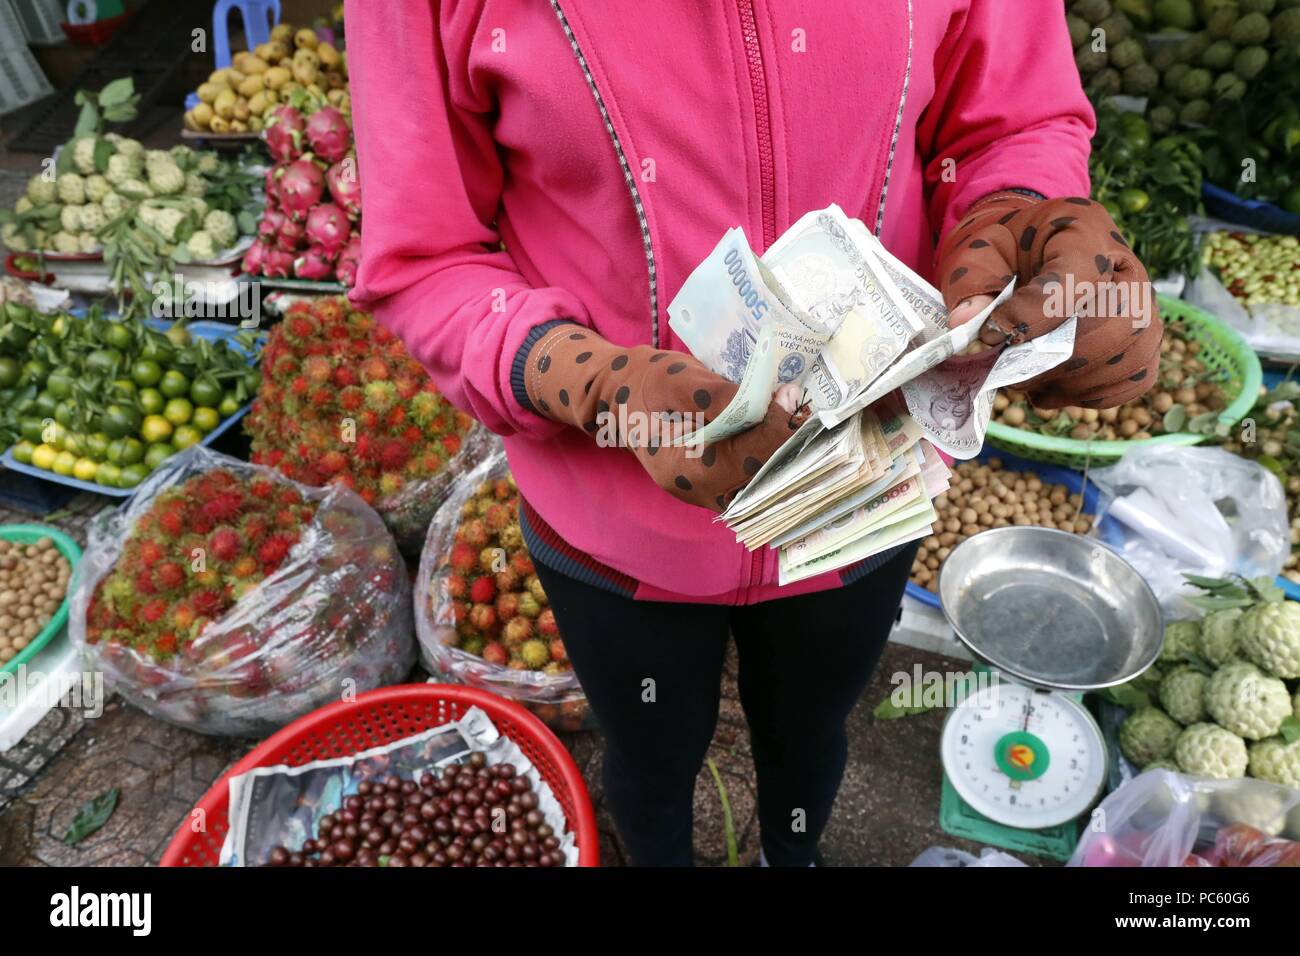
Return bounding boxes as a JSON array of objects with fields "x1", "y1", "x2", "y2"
[{"x1": 159, "y1": 684, "x2": 599, "y2": 867}]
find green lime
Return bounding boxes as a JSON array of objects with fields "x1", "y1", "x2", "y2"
[
  {"x1": 73, "y1": 457, "x2": 99, "y2": 482},
  {"x1": 85, "y1": 432, "x2": 110, "y2": 460},
  {"x1": 159, "y1": 369, "x2": 191, "y2": 399},
  {"x1": 130, "y1": 359, "x2": 163, "y2": 388},
  {"x1": 53, "y1": 399, "x2": 76, "y2": 428},
  {"x1": 62, "y1": 431, "x2": 84, "y2": 456},
  {"x1": 164, "y1": 323, "x2": 192, "y2": 347},
  {"x1": 11, "y1": 440, "x2": 35, "y2": 465},
  {"x1": 43, "y1": 368, "x2": 73, "y2": 399},
  {"x1": 172, "y1": 424, "x2": 203, "y2": 450},
  {"x1": 138, "y1": 387, "x2": 165, "y2": 415},
  {"x1": 102, "y1": 403, "x2": 142, "y2": 439},
  {"x1": 191, "y1": 406, "x2": 220, "y2": 433},
  {"x1": 84, "y1": 348, "x2": 123, "y2": 378},
  {"x1": 104, "y1": 321, "x2": 133, "y2": 351},
  {"x1": 163, "y1": 397, "x2": 193, "y2": 426},
  {"x1": 19, "y1": 417, "x2": 46, "y2": 445},
  {"x1": 22, "y1": 358, "x2": 49, "y2": 386},
  {"x1": 140, "y1": 414, "x2": 174, "y2": 444},
  {"x1": 31, "y1": 391, "x2": 58, "y2": 418},
  {"x1": 0, "y1": 357, "x2": 21, "y2": 389},
  {"x1": 189, "y1": 376, "x2": 223, "y2": 407},
  {"x1": 30, "y1": 443, "x2": 57, "y2": 471},
  {"x1": 1118, "y1": 188, "x2": 1150, "y2": 214},
  {"x1": 117, "y1": 437, "x2": 144, "y2": 465},
  {"x1": 118, "y1": 463, "x2": 149, "y2": 488},
  {"x1": 218, "y1": 393, "x2": 242, "y2": 417},
  {"x1": 111, "y1": 378, "x2": 137, "y2": 398},
  {"x1": 143, "y1": 442, "x2": 176, "y2": 470},
  {"x1": 52, "y1": 450, "x2": 77, "y2": 477},
  {"x1": 95, "y1": 462, "x2": 122, "y2": 488}
]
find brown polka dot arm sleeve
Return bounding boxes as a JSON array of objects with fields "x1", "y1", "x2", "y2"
[
  {"x1": 937, "y1": 191, "x2": 1163, "y2": 410},
  {"x1": 521, "y1": 324, "x2": 805, "y2": 512}
]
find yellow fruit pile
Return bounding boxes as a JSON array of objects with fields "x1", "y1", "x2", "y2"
[{"x1": 183, "y1": 23, "x2": 349, "y2": 135}]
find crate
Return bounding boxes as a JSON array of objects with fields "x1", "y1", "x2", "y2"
[
  {"x1": 0, "y1": 43, "x2": 53, "y2": 117},
  {"x1": 9, "y1": 0, "x2": 64, "y2": 45},
  {"x1": 0, "y1": 1, "x2": 26, "y2": 50}
]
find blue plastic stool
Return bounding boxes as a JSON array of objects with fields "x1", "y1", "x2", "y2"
[{"x1": 185, "y1": 0, "x2": 282, "y2": 110}]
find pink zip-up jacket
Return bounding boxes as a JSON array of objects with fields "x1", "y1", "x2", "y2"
[{"x1": 346, "y1": 0, "x2": 1094, "y2": 604}]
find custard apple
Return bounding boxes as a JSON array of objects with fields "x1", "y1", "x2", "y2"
[
  {"x1": 105, "y1": 153, "x2": 142, "y2": 186},
  {"x1": 1180, "y1": 98, "x2": 1213, "y2": 125},
  {"x1": 26, "y1": 175, "x2": 56, "y2": 205},
  {"x1": 196, "y1": 152, "x2": 220, "y2": 176},
  {"x1": 79, "y1": 203, "x2": 105, "y2": 234},
  {"x1": 1239, "y1": 601, "x2": 1300, "y2": 678},
  {"x1": 203, "y1": 209, "x2": 237, "y2": 249},
  {"x1": 117, "y1": 178, "x2": 152, "y2": 201},
  {"x1": 56, "y1": 173, "x2": 85, "y2": 205},
  {"x1": 83, "y1": 173, "x2": 111, "y2": 204},
  {"x1": 1206, "y1": 662, "x2": 1293, "y2": 739},
  {"x1": 71, "y1": 136, "x2": 98, "y2": 175},
  {"x1": 1249, "y1": 736, "x2": 1300, "y2": 787},
  {"x1": 1, "y1": 223, "x2": 29, "y2": 253},
  {"x1": 185, "y1": 230, "x2": 216, "y2": 261},
  {"x1": 51, "y1": 231, "x2": 79, "y2": 254},
  {"x1": 147, "y1": 161, "x2": 185, "y2": 196},
  {"x1": 1120, "y1": 707, "x2": 1181, "y2": 767},
  {"x1": 1294, "y1": 686, "x2": 1300, "y2": 719},
  {"x1": 1234, "y1": 45, "x2": 1271, "y2": 80},
  {"x1": 101, "y1": 191, "x2": 127, "y2": 221},
  {"x1": 1175, "y1": 723, "x2": 1249, "y2": 779},
  {"x1": 77, "y1": 233, "x2": 97, "y2": 254},
  {"x1": 1161, "y1": 620, "x2": 1202, "y2": 663},
  {"x1": 59, "y1": 205, "x2": 82, "y2": 234},
  {"x1": 1199, "y1": 608, "x2": 1244, "y2": 667},
  {"x1": 1159, "y1": 666, "x2": 1209, "y2": 725},
  {"x1": 183, "y1": 172, "x2": 207, "y2": 198},
  {"x1": 104, "y1": 133, "x2": 142, "y2": 158},
  {"x1": 1276, "y1": 7, "x2": 1300, "y2": 44}
]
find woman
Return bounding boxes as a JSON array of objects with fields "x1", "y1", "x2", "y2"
[{"x1": 345, "y1": 0, "x2": 1158, "y2": 866}]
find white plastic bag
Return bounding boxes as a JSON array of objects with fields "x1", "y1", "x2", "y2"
[
  {"x1": 69, "y1": 446, "x2": 415, "y2": 736},
  {"x1": 1071, "y1": 770, "x2": 1300, "y2": 866},
  {"x1": 909, "y1": 846, "x2": 1027, "y2": 867},
  {"x1": 1089, "y1": 445, "x2": 1288, "y2": 615},
  {"x1": 414, "y1": 443, "x2": 591, "y2": 732}
]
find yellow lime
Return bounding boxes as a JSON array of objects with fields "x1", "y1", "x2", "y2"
[
  {"x1": 53, "y1": 450, "x2": 77, "y2": 476},
  {"x1": 141, "y1": 414, "x2": 174, "y2": 444},
  {"x1": 73, "y1": 457, "x2": 99, "y2": 482},
  {"x1": 191, "y1": 406, "x2": 220, "y2": 433},
  {"x1": 30, "y1": 443, "x2": 58, "y2": 471},
  {"x1": 172, "y1": 424, "x2": 203, "y2": 450},
  {"x1": 163, "y1": 397, "x2": 194, "y2": 426}
]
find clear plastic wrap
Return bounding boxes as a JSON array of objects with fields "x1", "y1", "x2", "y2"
[
  {"x1": 1089, "y1": 445, "x2": 1289, "y2": 616},
  {"x1": 909, "y1": 847, "x2": 1027, "y2": 867},
  {"x1": 375, "y1": 422, "x2": 497, "y2": 556},
  {"x1": 414, "y1": 444, "x2": 592, "y2": 732},
  {"x1": 68, "y1": 446, "x2": 415, "y2": 737},
  {"x1": 1070, "y1": 770, "x2": 1300, "y2": 867}
]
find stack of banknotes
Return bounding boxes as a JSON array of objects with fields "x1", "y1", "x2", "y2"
[{"x1": 667, "y1": 204, "x2": 1079, "y2": 583}]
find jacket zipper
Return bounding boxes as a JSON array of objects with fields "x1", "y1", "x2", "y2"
[{"x1": 738, "y1": 0, "x2": 776, "y2": 252}]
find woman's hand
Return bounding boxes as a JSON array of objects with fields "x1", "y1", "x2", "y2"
[
  {"x1": 524, "y1": 324, "x2": 805, "y2": 511},
  {"x1": 938, "y1": 191, "x2": 1162, "y2": 409}
]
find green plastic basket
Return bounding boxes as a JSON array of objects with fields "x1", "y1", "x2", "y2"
[
  {"x1": 0, "y1": 524, "x2": 82, "y2": 676},
  {"x1": 985, "y1": 296, "x2": 1262, "y2": 471}
]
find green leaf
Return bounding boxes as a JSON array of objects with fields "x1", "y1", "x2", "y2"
[
  {"x1": 705, "y1": 759, "x2": 739, "y2": 867},
  {"x1": 93, "y1": 138, "x2": 114, "y2": 173},
  {"x1": 73, "y1": 101, "x2": 99, "y2": 138},
  {"x1": 98, "y1": 77, "x2": 134, "y2": 107},
  {"x1": 1099, "y1": 683, "x2": 1151, "y2": 711},
  {"x1": 1182, "y1": 573, "x2": 1239, "y2": 592},
  {"x1": 102, "y1": 105, "x2": 137, "y2": 124},
  {"x1": 1163, "y1": 404, "x2": 1188, "y2": 434},
  {"x1": 1281, "y1": 717, "x2": 1300, "y2": 746},
  {"x1": 872, "y1": 697, "x2": 936, "y2": 720},
  {"x1": 62, "y1": 787, "x2": 119, "y2": 845}
]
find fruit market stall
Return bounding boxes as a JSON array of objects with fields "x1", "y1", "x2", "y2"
[{"x1": 4, "y1": 0, "x2": 1300, "y2": 878}]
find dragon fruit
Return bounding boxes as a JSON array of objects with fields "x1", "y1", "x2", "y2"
[
  {"x1": 276, "y1": 217, "x2": 306, "y2": 252},
  {"x1": 277, "y1": 159, "x2": 325, "y2": 222},
  {"x1": 258, "y1": 207, "x2": 287, "y2": 240},
  {"x1": 242, "y1": 238, "x2": 272, "y2": 275},
  {"x1": 335, "y1": 235, "x2": 362, "y2": 288},
  {"x1": 305, "y1": 106, "x2": 351, "y2": 164},
  {"x1": 305, "y1": 203, "x2": 351, "y2": 255},
  {"x1": 294, "y1": 245, "x2": 336, "y2": 281},
  {"x1": 262, "y1": 247, "x2": 296, "y2": 279},
  {"x1": 265, "y1": 105, "x2": 305, "y2": 164},
  {"x1": 326, "y1": 159, "x2": 361, "y2": 218}
]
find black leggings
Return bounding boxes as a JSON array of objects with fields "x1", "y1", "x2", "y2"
[{"x1": 533, "y1": 542, "x2": 917, "y2": 866}]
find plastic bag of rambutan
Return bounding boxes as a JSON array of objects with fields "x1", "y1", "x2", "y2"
[
  {"x1": 244, "y1": 297, "x2": 497, "y2": 556},
  {"x1": 68, "y1": 445, "x2": 416, "y2": 736},
  {"x1": 415, "y1": 443, "x2": 592, "y2": 733}
]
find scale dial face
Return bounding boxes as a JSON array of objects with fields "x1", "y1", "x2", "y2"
[{"x1": 940, "y1": 682, "x2": 1106, "y2": 829}]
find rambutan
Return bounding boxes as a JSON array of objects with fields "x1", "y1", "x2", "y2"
[
  {"x1": 158, "y1": 508, "x2": 186, "y2": 539},
  {"x1": 482, "y1": 641, "x2": 508, "y2": 665},
  {"x1": 484, "y1": 503, "x2": 511, "y2": 532},
  {"x1": 503, "y1": 617, "x2": 533, "y2": 646},
  {"x1": 520, "y1": 639, "x2": 550, "y2": 669},
  {"x1": 154, "y1": 562, "x2": 186, "y2": 592},
  {"x1": 364, "y1": 380, "x2": 398, "y2": 414},
  {"x1": 441, "y1": 434, "x2": 462, "y2": 456},
  {"x1": 509, "y1": 551, "x2": 535, "y2": 577},
  {"x1": 201, "y1": 490, "x2": 245, "y2": 524},
  {"x1": 538, "y1": 608, "x2": 560, "y2": 638},
  {"x1": 361, "y1": 356, "x2": 391, "y2": 383},
  {"x1": 230, "y1": 555, "x2": 259, "y2": 579},
  {"x1": 446, "y1": 574, "x2": 468, "y2": 599},
  {"x1": 155, "y1": 632, "x2": 179, "y2": 656},
  {"x1": 549, "y1": 637, "x2": 566, "y2": 661},
  {"x1": 138, "y1": 539, "x2": 165, "y2": 568},
  {"x1": 192, "y1": 589, "x2": 224, "y2": 618},
  {"x1": 469, "y1": 576, "x2": 497, "y2": 604},
  {"x1": 480, "y1": 547, "x2": 501, "y2": 574},
  {"x1": 495, "y1": 568, "x2": 521, "y2": 593},
  {"x1": 141, "y1": 599, "x2": 168, "y2": 623},
  {"x1": 303, "y1": 355, "x2": 333, "y2": 384},
  {"x1": 332, "y1": 365, "x2": 357, "y2": 388},
  {"x1": 338, "y1": 386, "x2": 364, "y2": 411},
  {"x1": 462, "y1": 519, "x2": 490, "y2": 549},
  {"x1": 310, "y1": 296, "x2": 346, "y2": 325},
  {"x1": 378, "y1": 438, "x2": 409, "y2": 472},
  {"x1": 394, "y1": 376, "x2": 421, "y2": 400},
  {"x1": 495, "y1": 592, "x2": 519, "y2": 622},
  {"x1": 468, "y1": 603, "x2": 497, "y2": 633},
  {"x1": 258, "y1": 533, "x2": 295, "y2": 570},
  {"x1": 208, "y1": 527, "x2": 241, "y2": 563},
  {"x1": 378, "y1": 473, "x2": 404, "y2": 498},
  {"x1": 449, "y1": 543, "x2": 477, "y2": 574}
]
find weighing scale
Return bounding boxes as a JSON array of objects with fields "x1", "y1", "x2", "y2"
[{"x1": 933, "y1": 527, "x2": 1163, "y2": 861}]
